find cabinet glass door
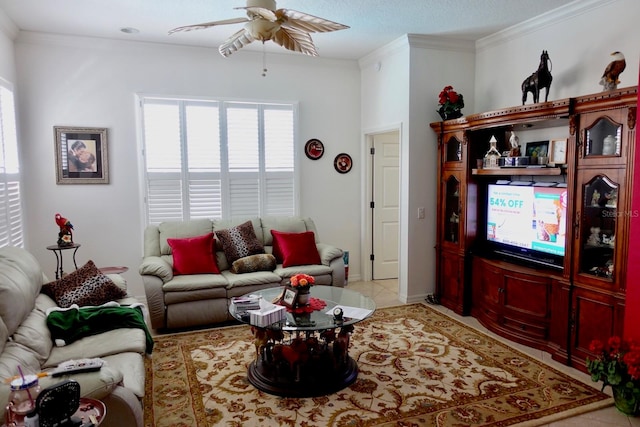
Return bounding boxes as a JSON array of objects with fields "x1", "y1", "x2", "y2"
[
  {"x1": 445, "y1": 135, "x2": 462, "y2": 163},
  {"x1": 578, "y1": 175, "x2": 617, "y2": 279},
  {"x1": 444, "y1": 175, "x2": 461, "y2": 243},
  {"x1": 584, "y1": 116, "x2": 622, "y2": 157}
]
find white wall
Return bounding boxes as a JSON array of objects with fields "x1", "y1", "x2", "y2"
[
  {"x1": 360, "y1": 35, "x2": 474, "y2": 302},
  {"x1": 0, "y1": 8, "x2": 16, "y2": 83},
  {"x1": 14, "y1": 32, "x2": 361, "y2": 297},
  {"x1": 475, "y1": 0, "x2": 640, "y2": 112},
  {"x1": 407, "y1": 37, "x2": 474, "y2": 302}
]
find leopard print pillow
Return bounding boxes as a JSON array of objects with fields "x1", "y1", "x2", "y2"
[
  {"x1": 231, "y1": 254, "x2": 277, "y2": 274},
  {"x1": 215, "y1": 220, "x2": 265, "y2": 264},
  {"x1": 42, "y1": 260, "x2": 127, "y2": 308}
]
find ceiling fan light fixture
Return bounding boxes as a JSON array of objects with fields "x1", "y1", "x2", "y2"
[{"x1": 245, "y1": 19, "x2": 280, "y2": 41}]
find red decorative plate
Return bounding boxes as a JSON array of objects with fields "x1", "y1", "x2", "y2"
[
  {"x1": 305, "y1": 139, "x2": 324, "y2": 160},
  {"x1": 334, "y1": 153, "x2": 352, "y2": 174}
]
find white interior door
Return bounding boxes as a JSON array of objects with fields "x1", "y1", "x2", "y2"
[{"x1": 372, "y1": 131, "x2": 399, "y2": 279}]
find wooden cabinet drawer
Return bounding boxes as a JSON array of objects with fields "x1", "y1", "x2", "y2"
[{"x1": 503, "y1": 315, "x2": 547, "y2": 339}]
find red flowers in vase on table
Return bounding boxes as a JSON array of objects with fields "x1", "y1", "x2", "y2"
[
  {"x1": 437, "y1": 85, "x2": 465, "y2": 121},
  {"x1": 289, "y1": 273, "x2": 315, "y2": 288}
]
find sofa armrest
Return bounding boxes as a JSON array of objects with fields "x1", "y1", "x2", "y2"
[
  {"x1": 316, "y1": 243, "x2": 343, "y2": 266},
  {"x1": 140, "y1": 274, "x2": 166, "y2": 330},
  {"x1": 106, "y1": 273, "x2": 127, "y2": 292},
  {"x1": 139, "y1": 256, "x2": 173, "y2": 282},
  {"x1": 329, "y1": 256, "x2": 346, "y2": 287},
  {"x1": 38, "y1": 364, "x2": 124, "y2": 400}
]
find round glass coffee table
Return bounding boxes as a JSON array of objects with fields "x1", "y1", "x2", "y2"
[{"x1": 229, "y1": 285, "x2": 376, "y2": 397}]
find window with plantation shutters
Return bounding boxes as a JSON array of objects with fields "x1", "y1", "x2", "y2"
[
  {"x1": 0, "y1": 81, "x2": 23, "y2": 247},
  {"x1": 140, "y1": 96, "x2": 296, "y2": 225}
]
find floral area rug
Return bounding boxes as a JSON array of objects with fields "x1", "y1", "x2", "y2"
[{"x1": 144, "y1": 303, "x2": 611, "y2": 426}]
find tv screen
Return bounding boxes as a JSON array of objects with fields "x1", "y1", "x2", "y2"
[{"x1": 486, "y1": 183, "x2": 567, "y2": 267}]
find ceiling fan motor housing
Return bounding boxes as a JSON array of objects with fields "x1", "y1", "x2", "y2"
[
  {"x1": 245, "y1": 19, "x2": 280, "y2": 41},
  {"x1": 246, "y1": 0, "x2": 276, "y2": 11}
]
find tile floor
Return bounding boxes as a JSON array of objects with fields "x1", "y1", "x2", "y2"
[{"x1": 346, "y1": 278, "x2": 640, "y2": 427}]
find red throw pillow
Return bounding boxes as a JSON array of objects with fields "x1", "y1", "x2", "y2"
[
  {"x1": 167, "y1": 232, "x2": 220, "y2": 275},
  {"x1": 270, "y1": 230, "x2": 321, "y2": 267}
]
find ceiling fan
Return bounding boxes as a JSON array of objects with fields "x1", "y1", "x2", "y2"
[{"x1": 169, "y1": 0, "x2": 350, "y2": 57}]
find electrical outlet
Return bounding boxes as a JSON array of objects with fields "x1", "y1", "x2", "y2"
[{"x1": 418, "y1": 207, "x2": 425, "y2": 219}]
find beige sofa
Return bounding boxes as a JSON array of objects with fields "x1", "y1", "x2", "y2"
[
  {"x1": 0, "y1": 246, "x2": 146, "y2": 427},
  {"x1": 139, "y1": 216, "x2": 345, "y2": 330}
]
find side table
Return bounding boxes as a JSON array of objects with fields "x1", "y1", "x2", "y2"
[
  {"x1": 98, "y1": 266, "x2": 129, "y2": 275},
  {"x1": 46, "y1": 243, "x2": 81, "y2": 279}
]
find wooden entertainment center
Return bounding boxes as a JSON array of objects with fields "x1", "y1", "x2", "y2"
[{"x1": 430, "y1": 86, "x2": 637, "y2": 370}]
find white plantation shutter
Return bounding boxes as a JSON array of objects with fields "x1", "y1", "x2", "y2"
[
  {"x1": 141, "y1": 97, "x2": 296, "y2": 225},
  {"x1": 0, "y1": 83, "x2": 23, "y2": 247}
]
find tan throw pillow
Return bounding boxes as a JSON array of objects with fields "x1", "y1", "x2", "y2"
[
  {"x1": 231, "y1": 254, "x2": 277, "y2": 274},
  {"x1": 215, "y1": 220, "x2": 265, "y2": 264},
  {"x1": 41, "y1": 260, "x2": 127, "y2": 308}
]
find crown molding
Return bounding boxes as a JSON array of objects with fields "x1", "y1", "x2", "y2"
[
  {"x1": 359, "y1": 34, "x2": 474, "y2": 69},
  {"x1": 0, "y1": 8, "x2": 18, "y2": 40},
  {"x1": 407, "y1": 34, "x2": 475, "y2": 53},
  {"x1": 476, "y1": 0, "x2": 618, "y2": 51},
  {"x1": 359, "y1": 35, "x2": 409, "y2": 69}
]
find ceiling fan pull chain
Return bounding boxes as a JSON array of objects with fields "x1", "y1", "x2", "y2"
[{"x1": 262, "y1": 43, "x2": 268, "y2": 77}]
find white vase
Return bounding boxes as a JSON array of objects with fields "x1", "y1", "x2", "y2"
[{"x1": 602, "y1": 135, "x2": 616, "y2": 155}]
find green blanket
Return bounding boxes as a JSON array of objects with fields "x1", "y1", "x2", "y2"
[{"x1": 47, "y1": 305, "x2": 154, "y2": 353}]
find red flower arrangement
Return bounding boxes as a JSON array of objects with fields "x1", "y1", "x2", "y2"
[
  {"x1": 586, "y1": 336, "x2": 640, "y2": 412},
  {"x1": 289, "y1": 273, "x2": 315, "y2": 288},
  {"x1": 437, "y1": 85, "x2": 465, "y2": 121}
]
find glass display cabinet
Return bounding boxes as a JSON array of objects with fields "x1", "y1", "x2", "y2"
[
  {"x1": 445, "y1": 135, "x2": 463, "y2": 163},
  {"x1": 444, "y1": 175, "x2": 461, "y2": 244},
  {"x1": 577, "y1": 175, "x2": 618, "y2": 279},
  {"x1": 585, "y1": 117, "x2": 621, "y2": 157}
]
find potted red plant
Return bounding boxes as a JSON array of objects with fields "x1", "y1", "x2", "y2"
[
  {"x1": 586, "y1": 336, "x2": 640, "y2": 415},
  {"x1": 437, "y1": 85, "x2": 465, "y2": 121}
]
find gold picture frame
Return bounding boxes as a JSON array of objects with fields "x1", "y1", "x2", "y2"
[
  {"x1": 549, "y1": 138, "x2": 567, "y2": 164},
  {"x1": 54, "y1": 126, "x2": 109, "y2": 184}
]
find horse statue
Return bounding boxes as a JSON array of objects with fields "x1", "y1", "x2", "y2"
[{"x1": 521, "y1": 50, "x2": 552, "y2": 105}]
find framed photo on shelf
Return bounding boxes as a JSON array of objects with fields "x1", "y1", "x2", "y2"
[
  {"x1": 525, "y1": 140, "x2": 549, "y2": 158},
  {"x1": 549, "y1": 138, "x2": 567, "y2": 164},
  {"x1": 54, "y1": 126, "x2": 109, "y2": 184}
]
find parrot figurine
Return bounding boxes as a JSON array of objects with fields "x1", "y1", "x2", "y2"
[{"x1": 55, "y1": 213, "x2": 74, "y2": 247}]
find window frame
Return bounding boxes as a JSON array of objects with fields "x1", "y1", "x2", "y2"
[
  {"x1": 0, "y1": 77, "x2": 24, "y2": 248},
  {"x1": 137, "y1": 94, "x2": 300, "y2": 226}
]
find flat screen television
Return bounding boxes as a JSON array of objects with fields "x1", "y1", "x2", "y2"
[{"x1": 484, "y1": 183, "x2": 568, "y2": 270}]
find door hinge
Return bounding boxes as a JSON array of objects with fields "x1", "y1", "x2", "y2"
[
  {"x1": 370, "y1": 147, "x2": 375, "y2": 155},
  {"x1": 370, "y1": 201, "x2": 375, "y2": 209},
  {"x1": 370, "y1": 254, "x2": 375, "y2": 261}
]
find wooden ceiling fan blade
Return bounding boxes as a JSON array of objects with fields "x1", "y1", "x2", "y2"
[
  {"x1": 219, "y1": 28, "x2": 256, "y2": 57},
  {"x1": 169, "y1": 17, "x2": 249, "y2": 34},
  {"x1": 272, "y1": 27, "x2": 318, "y2": 56},
  {"x1": 277, "y1": 9, "x2": 349, "y2": 33}
]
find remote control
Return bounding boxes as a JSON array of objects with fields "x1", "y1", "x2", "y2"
[{"x1": 51, "y1": 358, "x2": 104, "y2": 377}]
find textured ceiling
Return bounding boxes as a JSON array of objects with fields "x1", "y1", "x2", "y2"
[{"x1": 0, "y1": 0, "x2": 576, "y2": 60}]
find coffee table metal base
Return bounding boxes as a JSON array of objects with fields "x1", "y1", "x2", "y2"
[{"x1": 247, "y1": 356, "x2": 358, "y2": 397}]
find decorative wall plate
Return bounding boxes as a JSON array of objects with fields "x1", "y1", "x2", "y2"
[
  {"x1": 334, "y1": 153, "x2": 352, "y2": 174},
  {"x1": 304, "y1": 138, "x2": 324, "y2": 160}
]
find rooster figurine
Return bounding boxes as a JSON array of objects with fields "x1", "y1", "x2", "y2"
[{"x1": 55, "y1": 213, "x2": 74, "y2": 247}]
